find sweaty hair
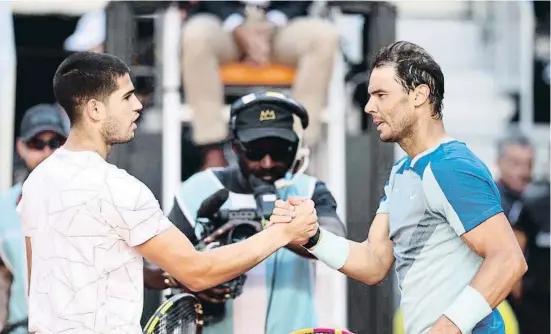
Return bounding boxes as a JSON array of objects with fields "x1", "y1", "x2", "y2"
[
  {"x1": 371, "y1": 41, "x2": 445, "y2": 120},
  {"x1": 53, "y1": 52, "x2": 130, "y2": 125}
]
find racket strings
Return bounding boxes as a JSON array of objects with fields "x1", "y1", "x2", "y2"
[{"x1": 156, "y1": 299, "x2": 198, "y2": 334}]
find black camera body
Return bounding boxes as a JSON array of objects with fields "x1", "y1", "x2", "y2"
[
  {"x1": 193, "y1": 208, "x2": 263, "y2": 310},
  {"x1": 195, "y1": 208, "x2": 264, "y2": 249},
  {"x1": 194, "y1": 181, "x2": 278, "y2": 249},
  {"x1": 191, "y1": 181, "x2": 278, "y2": 325},
  {"x1": 193, "y1": 209, "x2": 264, "y2": 326}
]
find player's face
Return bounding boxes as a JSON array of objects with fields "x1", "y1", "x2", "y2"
[
  {"x1": 100, "y1": 74, "x2": 143, "y2": 145},
  {"x1": 498, "y1": 144, "x2": 533, "y2": 194},
  {"x1": 17, "y1": 131, "x2": 66, "y2": 171},
  {"x1": 365, "y1": 66, "x2": 416, "y2": 142},
  {"x1": 236, "y1": 137, "x2": 295, "y2": 183}
]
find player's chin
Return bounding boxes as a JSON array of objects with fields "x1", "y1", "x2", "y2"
[
  {"x1": 377, "y1": 130, "x2": 396, "y2": 143},
  {"x1": 109, "y1": 133, "x2": 135, "y2": 145}
]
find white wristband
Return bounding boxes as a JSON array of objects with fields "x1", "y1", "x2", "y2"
[
  {"x1": 443, "y1": 285, "x2": 492, "y2": 333},
  {"x1": 306, "y1": 228, "x2": 350, "y2": 270}
]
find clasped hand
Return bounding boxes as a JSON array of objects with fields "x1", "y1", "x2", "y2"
[{"x1": 267, "y1": 196, "x2": 319, "y2": 245}]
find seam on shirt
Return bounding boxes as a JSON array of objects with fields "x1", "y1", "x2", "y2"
[{"x1": 461, "y1": 205, "x2": 503, "y2": 234}]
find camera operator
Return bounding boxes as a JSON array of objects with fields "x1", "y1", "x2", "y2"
[{"x1": 155, "y1": 92, "x2": 346, "y2": 334}]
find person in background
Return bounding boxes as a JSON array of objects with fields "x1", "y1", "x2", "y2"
[
  {"x1": 494, "y1": 133, "x2": 536, "y2": 301},
  {"x1": 516, "y1": 180, "x2": 550, "y2": 334},
  {"x1": 181, "y1": 1, "x2": 340, "y2": 169},
  {"x1": 495, "y1": 132, "x2": 534, "y2": 236},
  {"x1": 0, "y1": 104, "x2": 69, "y2": 333},
  {"x1": 494, "y1": 132, "x2": 551, "y2": 334},
  {"x1": 150, "y1": 92, "x2": 346, "y2": 334}
]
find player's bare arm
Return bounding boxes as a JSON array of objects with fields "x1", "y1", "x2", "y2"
[
  {"x1": 424, "y1": 154, "x2": 530, "y2": 333},
  {"x1": 339, "y1": 213, "x2": 394, "y2": 284},
  {"x1": 25, "y1": 237, "x2": 31, "y2": 292},
  {"x1": 430, "y1": 213, "x2": 527, "y2": 333},
  {"x1": 136, "y1": 207, "x2": 318, "y2": 292},
  {"x1": 270, "y1": 199, "x2": 394, "y2": 284},
  {"x1": 462, "y1": 212, "x2": 527, "y2": 307}
]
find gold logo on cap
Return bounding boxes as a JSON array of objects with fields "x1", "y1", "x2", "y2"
[{"x1": 259, "y1": 110, "x2": 276, "y2": 121}]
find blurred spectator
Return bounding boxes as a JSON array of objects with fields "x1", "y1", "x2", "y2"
[
  {"x1": 495, "y1": 132, "x2": 535, "y2": 303},
  {"x1": 496, "y1": 132, "x2": 534, "y2": 251},
  {"x1": 495, "y1": 132, "x2": 550, "y2": 333},
  {"x1": 0, "y1": 104, "x2": 69, "y2": 333},
  {"x1": 517, "y1": 180, "x2": 550, "y2": 334},
  {"x1": 181, "y1": 1, "x2": 340, "y2": 169}
]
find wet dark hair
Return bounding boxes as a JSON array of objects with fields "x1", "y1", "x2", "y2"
[{"x1": 372, "y1": 41, "x2": 445, "y2": 119}]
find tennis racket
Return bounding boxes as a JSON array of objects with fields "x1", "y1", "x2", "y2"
[
  {"x1": 143, "y1": 293, "x2": 204, "y2": 334},
  {"x1": 289, "y1": 328, "x2": 355, "y2": 334}
]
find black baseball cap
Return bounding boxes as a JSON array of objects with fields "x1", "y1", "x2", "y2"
[
  {"x1": 19, "y1": 104, "x2": 70, "y2": 142},
  {"x1": 234, "y1": 102, "x2": 298, "y2": 143}
]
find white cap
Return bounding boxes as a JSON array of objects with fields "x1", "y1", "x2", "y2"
[{"x1": 64, "y1": 10, "x2": 106, "y2": 52}]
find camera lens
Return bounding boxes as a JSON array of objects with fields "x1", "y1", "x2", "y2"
[{"x1": 227, "y1": 223, "x2": 259, "y2": 244}]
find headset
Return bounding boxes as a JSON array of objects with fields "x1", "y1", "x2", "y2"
[{"x1": 228, "y1": 91, "x2": 311, "y2": 189}]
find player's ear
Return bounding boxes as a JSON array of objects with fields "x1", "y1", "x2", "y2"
[
  {"x1": 84, "y1": 99, "x2": 106, "y2": 122},
  {"x1": 412, "y1": 84, "x2": 430, "y2": 108}
]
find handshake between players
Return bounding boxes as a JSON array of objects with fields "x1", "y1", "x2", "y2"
[
  {"x1": 265, "y1": 196, "x2": 319, "y2": 244},
  {"x1": 265, "y1": 197, "x2": 319, "y2": 245},
  {"x1": 141, "y1": 196, "x2": 319, "y2": 293}
]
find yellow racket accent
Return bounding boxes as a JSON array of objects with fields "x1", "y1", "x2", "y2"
[
  {"x1": 496, "y1": 299, "x2": 519, "y2": 334},
  {"x1": 143, "y1": 293, "x2": 203, "y2": 334},
  {"x1": 289, "y1": 330, "x2": 315, "y2": 334},
  {"x1": 160, "y1": 301, "x2": 174, "y2": 313}
]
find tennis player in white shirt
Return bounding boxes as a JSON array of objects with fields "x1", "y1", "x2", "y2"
[{"x1": 17, "y1": 52, "x2": 318, "y2": 334}]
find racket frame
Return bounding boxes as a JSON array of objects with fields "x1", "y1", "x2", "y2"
[{"x1": 143, "y1": 292, "x2": 204, "y2": 334}]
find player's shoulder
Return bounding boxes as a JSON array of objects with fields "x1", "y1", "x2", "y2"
[
  {"x1": 419, "y1": 140, "x2": 499, "y2": 202},
  {"x1": 21, "y1": 156, "x2": 53, "y2": 193},
  {"x1": 101, "y1": 163, "x2": 159, "y2": 210},
  {"x1": 105, "y1": 162, "x2": 142, "y2": 185},
  {"x1": 426, "y1": 140, "x2": 493, "y2": 180},
  {"x1": 102, "y1": 161, "x2": 151, "y2": 195}
]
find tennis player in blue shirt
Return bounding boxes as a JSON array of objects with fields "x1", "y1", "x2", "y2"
[{"x1": 270, "y1": 41, "x2": 527, "y2": 334}]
